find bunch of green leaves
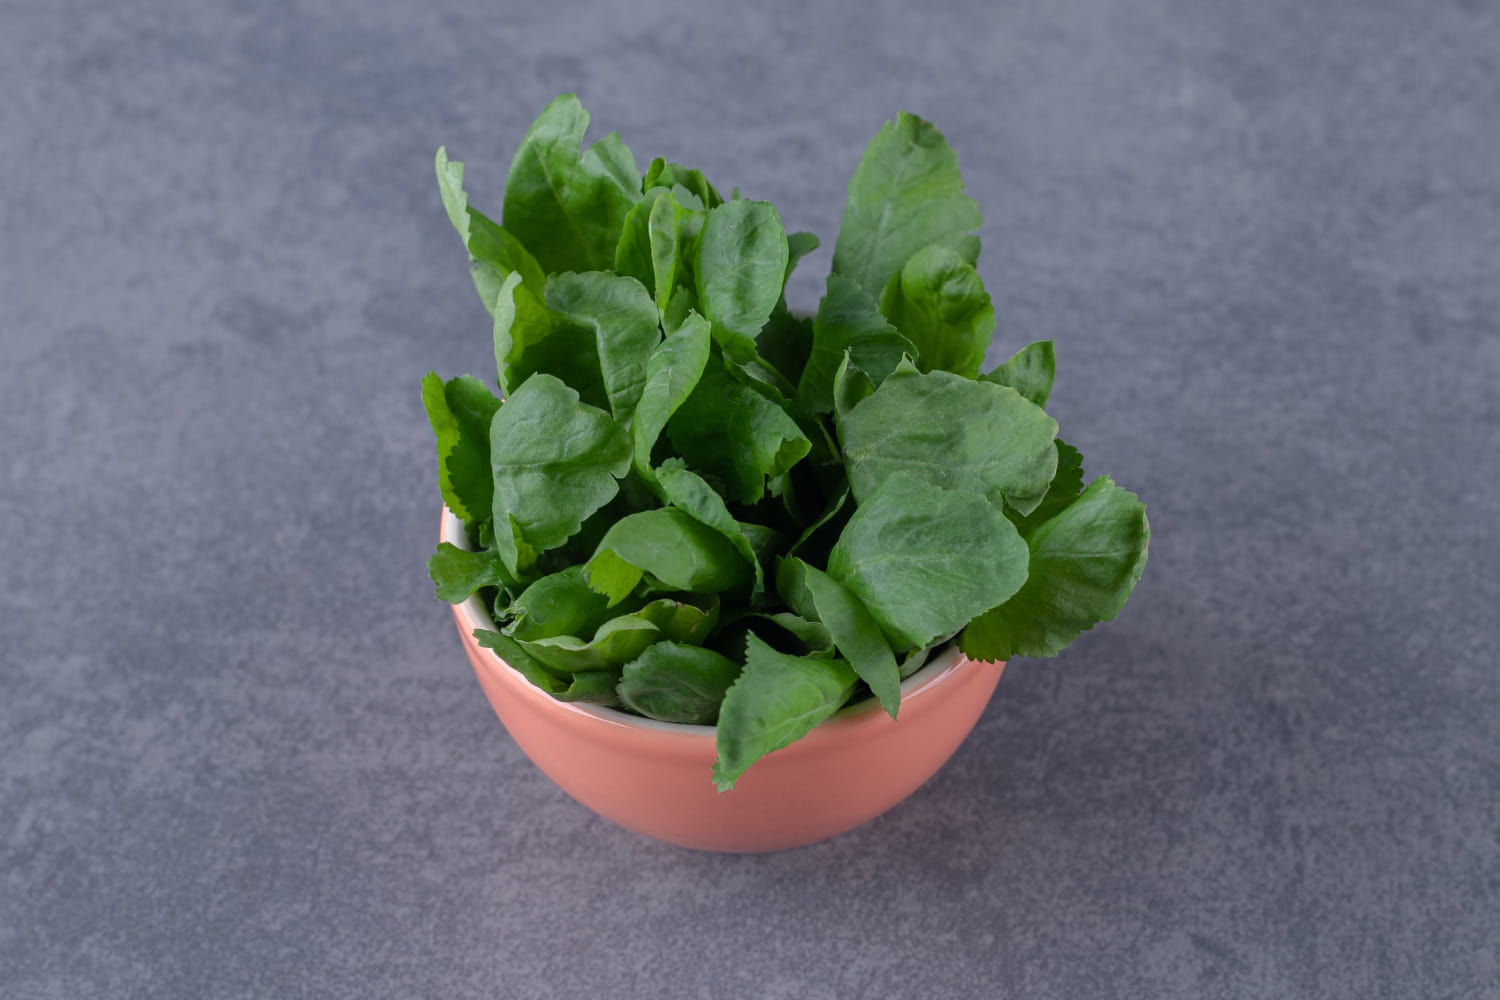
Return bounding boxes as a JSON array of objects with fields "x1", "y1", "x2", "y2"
[{"x1": 424, "y1": 94, "x2": 1149, "y2": 791}]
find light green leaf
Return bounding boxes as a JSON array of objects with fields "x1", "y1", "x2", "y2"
[
  {"x1": 490, "y1": 270, "x2": 609, "y2": 406},
  {"x1": 584, "y1": 508, "x2": 751, "y2": 605},
  {"x1": 828, "y1": 473, "x2": 1029, "y2": 650},
  {"x1": 667, "y1": 359, "x2": 811, "y2": 505},
  {"x1": 983, "y1": 340, "x2": 1056, "y2": 408},
  {"x1": 643, "y1": 158, "x2": 724, "y2": 209},
  {"x1": 650, "y1": 188, "x2": 706, "y2": 314},
  {"x1": 713, "y1": 635, "x2": 858, "y2": 791},
  {"x1": 657, "y1": 460, "x2": 765, "y2": 595},
  {"x1": 632, "y1": 311, "x2": 712, "y2": 482},
  {"x1": 800, "y1": 274, "x2": 916, "y2": 413},
  {"x1": 617, "y1": 642, "x2": 741, "y2": 724},
  {"x1": 612, "y1": 186, "x2": 668, "y2": 289},
  {"x1": 427, "y1": 542, "x2": 512, "y2": 603},
  {"x1": 962, "y1": 476, "x2": 1150, "y2": 661},
  {"x1": 420, "y1": 373, "x2": 501, "y2": 524},
  {"x1": 505, "y1": 565, "x2": 616, "y2": 641},
  {"x1": 695, "y1": 200, "x2": 790, "y2": 361},
  {"x1": 877, "y1": 243, "x2": 993, "y2": 379},
  {"x1": 490, "y1": 374, "x2": 630, "y2": 572},
  {"x1": 545, "y1": 271, "x2": 661, "y2": 428},
  {"x1": 838, "y1": 360, "x2": 1058, "y2": 515},
  {"x1": 777, "y1": 557, "x2": 901, "y2": 718},
  {"x1": 519, "y1": 616, "x2": 662, "y2": 674},
  {"x1": 832, "y1": 111, "x2": 983, "y2": 299},
  {"x1": 502, "y1": 94, "x2": 641, "y2": 273}
]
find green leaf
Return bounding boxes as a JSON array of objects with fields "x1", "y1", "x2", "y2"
[
  {"x1": 786, "y1": 486, "x2": 849, "y2": 562},
  {"x1": 490, "y1": 270, "x2": 609, "y2": 406},
  {"x1": 877, "y1": 243, "x2": 993, "y2": 379},
  {"x1": 490, "y1": 374, "x2": 630, "y2": 573},
  {"x1": 827, "y1": 472, "x2": 1029, "y2": 650},
  {"x1": 473, "y1": 628, "x2": 564, "y2": 695},
  {"x1": 502, "y1": 94, "x2": 642, "y2": 273},
  {"x1": 435, "y1": 147, "x2": 549, "y2": 318},
  {"x1": 649, "y1": 188, "x2": 706, "y2": 315},
  {"x1": 1008, "y1": 440, "x2": 1084, "y2": 537},
  {"x1": 617, "y1": 642, "x2": 741, "y2": 724},
  {"x1": 712, "y1": 634, "x2": 858, "y2": 791},
  {"x1": 667, "y1": 358, "x2": 811, "y2": 505},
  {"x1": 643, "y1": 158, "x2": 724, "y2": 209},
  {"x1": 632, "y1": 311, "x2": 712, "y2": 482},
  {"x1": 612, "y1": 186, "x2": 668, "y2": 289},
  {"x1": 799, "y1": 274, "x2": 916, "y2": 413},
  {"x1": 777, "y1": 557, "x2": 901, "y2": 718},
  {"x1": 505, "y1": 565, "x2": 616, "y2": 641},
  {"x1": 428, "y1": 542, "x2": 512, "y2": 603},
  {"x1": 554, "y1": 670, "x2": 622, "y2": 706},
  {"x1": 518, "y1": 615, "x2": 662, "y2": 674},
  {"x1": 757, "y1": 612, "x2": 836, "y2": 657},
  {"x1": 784, "y1": 231, "x2": 821, "y2": 284},
  {"x1": 657, "y1": 460, "x2": 765, "y2": 596},
  {"x1": 695, "y1": 200, "x2": 790, "y2": 362},
  {"x1": 962, "y1": 476, "x2": 1150, "y2": 661},
  {"x1": 421, "y1": 373, "x2": 501, "y2": 524},
  {"x1": 584, "y1": 508, "x2": 751, "y2": 605},
  {"x1": 832, "y1": 111, "x2": 983, "y2": 299},
  {"x1": 838, "y1": 360, "x2": 1058, "y2": 515},
  {"x1": 544, "y1": 271, "x2": 661, "y2": 428},
  {"x1": 832, "y1": 353, "x2": 876, "y2": 420},
  {"x1": 983, "y1": 340, "x2": 1055, "y2": 408}
]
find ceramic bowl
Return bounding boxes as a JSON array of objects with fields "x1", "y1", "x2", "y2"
[{"x1": 442, "y1": 508, "x2": 1005, "y2": 852}]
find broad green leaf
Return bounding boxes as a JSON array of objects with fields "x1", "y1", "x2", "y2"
[
  {"x1": 502, "y1": 94, "x2": 641, "y2": 273},
  {"x1": 632, "y1": 311, "x2": 712, "y2": 482},
  {"x1": 435, "y1": 148, "x2": 548, "y2": 316},
  {"x1": 491, "y1": 270, "x2": 609, "y2": 406},
  {"x1": 667, "y1": 359, "x2": 811, "y2": 505},
  {"x1": 962, "y1": 476, "x2": 1150, "y2": 661},
  {"x1": 643, "y1": 158, "x2": 724, "y2": 209},
  {"x1": 519, "y1": 615, "x2": 661, "y2": 674},
  {"x1": 490, "y1": 374, "x2": 630, "y2": 573},
  {"x1": 832, "y1": 111, "x2": 982, "y2": 299},
  {"x1": 828, "y1": 473, "x2": 1030, "y2": 650},
  {"x1": 695, "y1": 200, "x2": 790, "y2": 361},
  {"x1": 650, "y1": 188, "x2": 706, "y2": 315},
  {"x1": 506, "y1": 565, "x2": 616, "y2": 641},
  {"x1": 713, "y1": 634, "x2": 858, "y2": 791},
  {"x1": 800, "y1": 274, "x2": 916, "y2": 413},
  {"x1": 612, "y1": 186, "x2": 668, "y2": 289},
  {"x1": 832, "y1": 353, "x2": 875, "y2": 420},
  {"x1": 473, "y1": 628, "x2": 564, "y2": 694},
  {"x1": 421, "y1": 373, "x2": 501, "y2": 524},
  {"x1": 838, "y1": 360, "x2": 1058, "y2": 515},
  {"x1": 617, "y1": 642, "x2": 741, "y2": 723},
  {"x1": 428, "y1": 542, "x2": 512, "y2": 603},
  {"x1": 554, "y1": 670, "x2": 622, "y2": 705},
  {"x1": 983, "y1": 340, "x2": 1056, "y2": 408},
  {"x1": 545, "y1": 271, "x2": 661, "y2": 427},
  {"x1": 633, "y1": 594, "x2": 720, "y2": 645},
  {"x1": 584, "y1": 508, "x2": 752, "y2": 605},
  {"x1": 657, "y1": 460, "x2": 765, "y2": 595},
  {"x1": 1008, "y1": 440, "x2": 1084, "y2": 537},
  {"x1": 878, "y1": 243, "x2": 993, "y2": 379},
  {"x1": 777, "y1": 557, "x2": 901, "y2": 718}
]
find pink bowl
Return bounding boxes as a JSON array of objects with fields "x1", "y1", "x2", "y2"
[{"x1": 442, "y1": 509, "x2": 1006, "y2": 852}]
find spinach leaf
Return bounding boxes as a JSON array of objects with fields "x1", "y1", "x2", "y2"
[
  {"x1": 435, "y1": 147, "x2": 548, "y2": 318},
  {"x1": 695, "y1": 200, "x2": 790, "y2": 362},
  {"x1": 777, "y1": 557, "x2": 901, "y2": 718},
  {"x1": 428, "y1": 542, "x2": 512, "y2": 603},
  {"x1": 650, "y1": 188, "x2": 706, "y2": 315},
  {"x1": 827, "y1": 473, "x2": 1029, "y2": 651},
  {"x1": 517, "y1": 615, "x2": 662, "y2": 674},
  {"x1": 1007, "y1": 439, "x2": 1084, "y2": 537},
  {"x1": 490, "y1": 374, "x2": 630, "y2": 573},
  {"x1": 832, "y1": 111, "x2": 982, "y2": 299},
  {"x1": 983, "y1": 340, "x2": 1056, "y2": 408},
  {"x1": 554, "y1": 670, "x2": 623, "y2": 706},
  {"x1": 421, "y1": 373, "x2": 501, "y2": 526},
  {"x1": 877, "y1": 243, "x2": 993, "y2": 379},
  {"x1": 584, "y1": 508, "x2": 751, "y2": 605},
  {"x1": 502, "y1": 94, "x2": 642, "y2": 273},
  {"x1": 617, "y1": 642, "x2": 741, "y2": 724},
  {"x1": 799, "y1": 274, "x2": 915, "y2": 413},
  {"x1": 713, "y1": 635, "x2": 858, "y2": 791},
  {"x1": 657, "y1": 459, "x2": 766, "y2": 596},
  {"x1": 632, "y1": 311, "x2": 712, "y2": 482},
  {"x1": 838, "y1": 360, "x2": 1058, "y2": 516},
  {"x1": 962, "y1": 476, "x2": 1150, "y2": 660},
  {"x1": 545, "y1": 271, "x2": 660, "y2": 428},
  {"x1": 643, "y1": 158, "x2": 724, "y2": 209},
  {"x1": 506, "y1": 564, "x2": 617, "y2": 641},
  {"x1": 473, "y1": 628, "x2": 564, "y2": 694}
]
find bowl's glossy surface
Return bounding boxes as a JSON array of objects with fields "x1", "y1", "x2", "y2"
[{"x1": 443, "y1": 509, "x2": 1005, "y2": 852}]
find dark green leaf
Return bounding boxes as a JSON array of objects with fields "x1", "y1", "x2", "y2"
[
  {"x1": 473, "y1": 628, "x2": 564, "y2": 694},
  {"x1": 490, "y1": 374, "x2": 630, "y2": 573},
  {"x1": 428, "y1": 542, "x2": 512, "y2": 603},
  {"x1": 784, "y1": 231, "x2": 821, "y2": 284},
  {"x1": 838, "y1": 360, "x2": 1058, "y2": 515},
  {"x1": 617, "y1": 642, "x2": 741, "y2": 724},
  {"x1": 554, "y1": 670, "x2": 622, "y2": 705},
  {"x1": 421, "y1": 373, "x2": 501, "y2": 524},
  {"x1": 777, "y1": 557, "x2": 901, "y2": 718},
  {"x1": 832, "y1": 111, "x2": 982, "y2": 299},
  {"x1": 506, "y1": 565, "x2": 616, "y2": 641},
  {"x1": 877, "y1": 243, "x2": 993, "y2": 379},
  {"x1": 584, "y1": 508, "x2": 752, "y2": 605},
  {"x1": 1008, "y1": 440, "x2": 1085, "y2": 537},
  {"x1": 983, "y1": 340, "x2": 1056, "y2": 408},
  {"x1": 502, "y1": 94, "x2": 642, "y2": 273},
  {"x1": 657, "y1": 460, "x2": 765, "y2": 596},
  {"x1": 545, "y1": 271, "x2": 660, "y2": 427},
  {"x1": 712, "y1": 635, "x2": 858, "y2": 791},
  {"x1": 800, "y1": 274, "x2": 916, "y2": 413},
  {"x1": 828, "y1": 473, "x2": 1029, "y2": 650},
  {"x1": 695, "y1": 200, "x2": 790, "y2": 361},
  {"x1": 962, "y1": 476, "x2": 1150, "y2": 661}
]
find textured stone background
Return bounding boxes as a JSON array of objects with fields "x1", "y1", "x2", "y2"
[{"x1": 3, "y1": 1, "x2": 1498, "y2": 997}]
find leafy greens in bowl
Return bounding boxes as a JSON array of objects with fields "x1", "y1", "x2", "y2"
[{"x1": 424, "y1": 94, "x2": 1149, "y2": 791}]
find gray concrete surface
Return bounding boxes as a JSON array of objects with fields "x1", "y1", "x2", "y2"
[{"x1": 3, "y1": 1, "x2": 1497, "y2": 997}]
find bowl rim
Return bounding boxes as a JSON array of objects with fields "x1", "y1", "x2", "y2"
[{"x1": 441, "y1": 506, "x2": 979, "y2": 737}]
